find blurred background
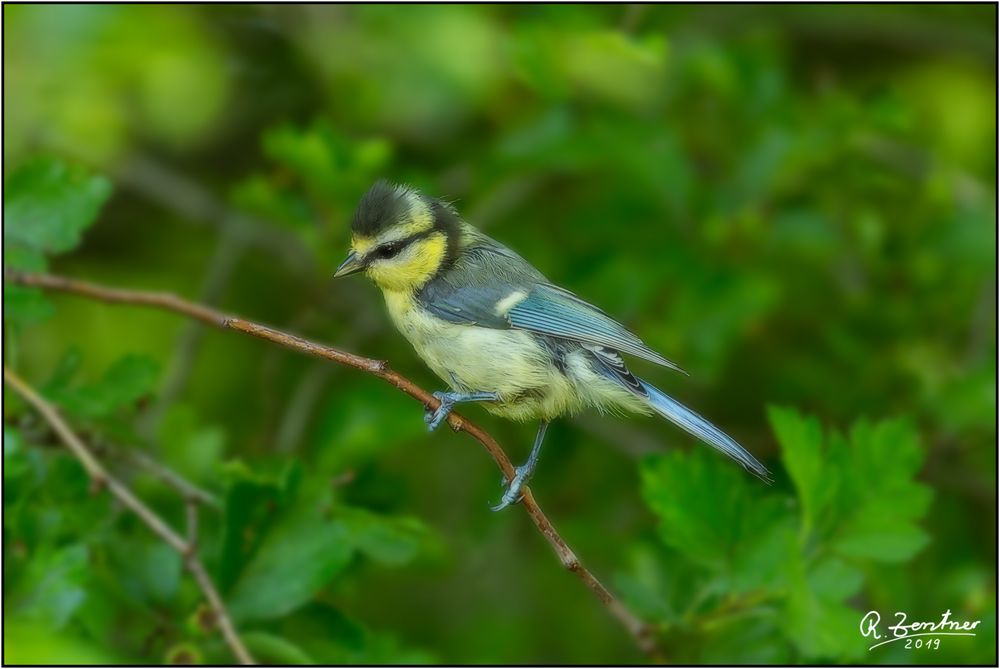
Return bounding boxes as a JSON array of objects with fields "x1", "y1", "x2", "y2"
[{"x1": 3, "y1": 4, "x2": 996, "y2": 665}]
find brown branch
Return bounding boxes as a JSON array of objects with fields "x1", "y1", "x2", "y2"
[
  {"x1": 3, "y1": 367, "x2": 255, "y2": 666},
  {"x1": 5, "y1": 269, "x2": 660, "y2": 657}
]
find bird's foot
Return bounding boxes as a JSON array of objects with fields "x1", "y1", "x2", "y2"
[
  {"x1": 424, "y1": 391, "x2": 454, "y2": 432},
  {"x1": 491, "y1": 465, "x2": 530, "y2": 512},
  {"x1": 424, "y1": 389, "x2": 499, "y2": 432}
]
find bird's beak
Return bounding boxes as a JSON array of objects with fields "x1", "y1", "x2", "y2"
[{"x1": 333, "y1": 251, "x2": 365, "y2": 278}]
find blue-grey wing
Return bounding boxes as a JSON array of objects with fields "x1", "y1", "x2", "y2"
[
  {"x1": 418, "y1": 235, "x2": 684, "y2": 373},
  {"x1": 509, "y1": 284, "x2": 685, "y2": 373}
]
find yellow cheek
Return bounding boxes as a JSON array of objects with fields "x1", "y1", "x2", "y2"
[{"x1": 367, "y1": 234, "x2": 447, "y2": 292}]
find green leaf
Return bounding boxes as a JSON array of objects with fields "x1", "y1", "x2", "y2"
[
  {"x1": 769, "y1": 405, "x2": 827, "y2": 531},
  {"x1": 156, "y1": 405, "x2": 226, "y2": 481},
  {"x1": 47, "y1": 354, "x2": 159, "y2": 419},
  {"x1": 730, "y1": 518, "x2": 798, "y2": 594},
  {"x1": 642, "y1": 450, "x2": 742, "y2": 568},
  {"x1": 806, "y1": 557, "x2": 863, "y2": 602},
  {"x1": 829, "y1": 417, "x2": 933, "y2": 563},
  {"x1": 336, "y1": 507, "x2": 440, "y2": 566},
  {"x1": 3, "y1": 157, "x2": 112, "y2": 255},
  {"x1": 613, "y1": 543, "x2": 700, "y2": 625},
  {"x1": 220, "y1": 455, "x2": 438, "y2": 624},
  {"x1": 230, "y1": 175, "x2": 315, "y2": 230},
  {"x1": 782, "y1": 584, "x2": 863, "y2": 660},
  {"x1": 44, "y1": 347, "x2": 84, "y2": 390},
  {"x1": 4, "y1": 447, "x2": 112, "y2": 551},
  {"x1": 13, "y1": 544, "x2": 89, "y2": 628},
  {"x1": 3, "y1": 247, "x2": 55, "y2": 326},
  {"x1": 768, "y1": 409, "x2": 933, "y2": 564},
  {"x1": 833, "y1": 516, "x2": 930, "y2": 562},
  {"x1": 284, "y1": 603, "x2": 367, "y2": 660},
  {"x1": 3, "y1": 286, "x2": 55, "y2": 326},
  {"x1": 700, "y1": 618, "x2": 793, "y2": 664},
  {"x1": 311, "y1": 386, "x2": 430, "y2": 472},
  {"x1": 3, "y1": 427, "x2": 38, "y2": 489},
  {"x1": 640, "y1": 449, "x2": 791, "y2": 579},
  {"x1": 779, "y1": 545, "x2": 863, "y2": 660},
  {"x1": 262, "y1": 122, "x2": 342, "y2": 192},
  {"x1": 217, "y1": 480, "x2": 283, "y2": 593},
  {"x1": 4, "y1": 426, "x2": 22, "y2": 461},
  {"x1": 108, "y1": 539, "x2": 182, "y2": 606},
  {"x1": 2, "y1": 427, "x2": 48, "y2": 565},
  {"x1": 4, "y1": 245, "x2": 48, "y2": 271},
  {"x1": 226, "y1": 504, "x2": 353, "y2": 622},
  {"x1": 3, "y1": 619, "x2": 120, "y2": 664},
  {"x1": 92, "y1": 355, "x2": 160, "y2": 411},
  {"x1": 838, "y1": 418, "x2": 926, "y2": 488},
  {"x1": 280, "y1": 603, "x2": 436, "y2": 664},
  {"x1": 241, "y1": 632, "x2": 315, "y2": 665},
  {"x1": 217, "y1": 460, "x2": 301, "y2": 592}
]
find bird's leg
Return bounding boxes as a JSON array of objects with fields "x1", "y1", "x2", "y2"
[
  {"x1": 491, "y1": 421, "x2": 549, "y2": 512},
  {"x1": 424, "y1": 389, "x2": 499, "y2": 432}
]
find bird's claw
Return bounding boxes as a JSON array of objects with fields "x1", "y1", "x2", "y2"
[
  {"x1": 424, "y1": 391, "x2": 453, "y2": 432},
  {"x1": 491, "y1": 465, "x2": 528, "y2": 512}
]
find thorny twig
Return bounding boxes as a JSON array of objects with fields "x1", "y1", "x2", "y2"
[
  {"x1": 3, "y1": 368, "x2": 255, "y2": 665},
  {"x1": 5, "y1": 270, "x2": 662, "y2": 658}
]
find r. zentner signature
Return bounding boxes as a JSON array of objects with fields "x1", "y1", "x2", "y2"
[{"x1": 860, "y1": 610, "x2": 980, "y2": 651}]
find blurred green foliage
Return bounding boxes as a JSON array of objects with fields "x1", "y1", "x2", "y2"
[
  {"x1": 623, "y1": 409, "x2": 934, "y2": 662},
  {"x1": 3, "y1": 4, "x2": 996, "y2": 665}
]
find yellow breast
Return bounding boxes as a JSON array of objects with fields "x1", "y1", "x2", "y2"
[{"x1": 383, "y1": 290, "x2": 553, "y2": 399}]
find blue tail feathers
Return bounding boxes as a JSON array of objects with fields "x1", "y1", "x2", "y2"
[{"x1": 638, "y1": 379, "x2": 772, "y2": 483}]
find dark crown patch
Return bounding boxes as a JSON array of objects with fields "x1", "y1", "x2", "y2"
[{"x1": 351, "y1": 180, "x2": 411, "y2": 236}]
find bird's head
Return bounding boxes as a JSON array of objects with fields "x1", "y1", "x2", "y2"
[{"x1": 335, "y1": 180, "x2": 460, "y2": 292}]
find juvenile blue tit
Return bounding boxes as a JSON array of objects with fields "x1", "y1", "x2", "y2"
[{"x1": 335, "y1": 181, "x2": 771, "y2": 510}]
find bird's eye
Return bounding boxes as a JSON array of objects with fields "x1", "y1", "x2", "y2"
[{"x1": 374, "y1": 241, "x2": 404, "y2": 260}]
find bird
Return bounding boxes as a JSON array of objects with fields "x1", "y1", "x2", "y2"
[{"x1": 334, "y1": 180, "x2": 771, "y2": 511}]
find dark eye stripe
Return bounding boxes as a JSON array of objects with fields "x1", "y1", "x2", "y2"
[
  {"x1": 370, "y1": 229, "x2": 435, "y2": 261},
  {"x1": 374, "y1": 241, "x2": 404, "y2": 259}
]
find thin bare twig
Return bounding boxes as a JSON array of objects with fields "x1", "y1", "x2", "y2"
[
  {"x1": 3, "y1": 367, "x2": 255, "y2": 665},
  {"x1": 6, "y1": 269, "x2": 661, "y2": 657},
  {"x1": 274, "y1": 363, "x2": 333, "y2": 453},
  {"x1": 125, "y1": 449, "x2": 221, "y2": 509},
  {"x1": 29, "y1": 429, "x2": 220, "y2": 509},
  {"x1": 185, "y1": 500, "x2": 200, "y2": 547},
  {"x1": 141, "y1": 220, "x2": 246, "y2": 436}
]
